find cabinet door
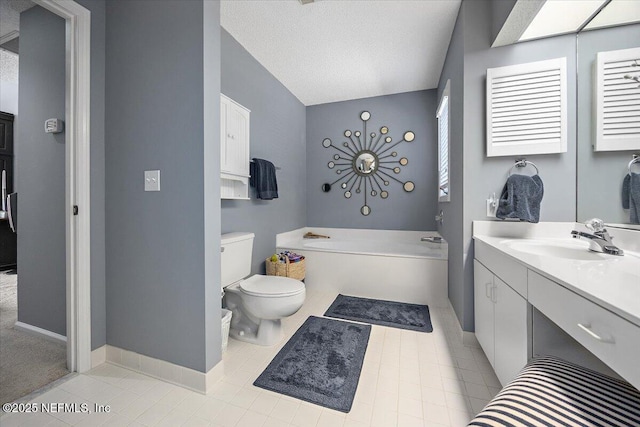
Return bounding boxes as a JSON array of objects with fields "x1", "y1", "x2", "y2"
[
  {"x1": 474, "y1": 260, "x2": 495, "y2": 366},
  {"x1": 0, "y1": 113, "x2": 14, "y2": 156},
  {"x1": 221, "y1": 100, "x2": 249, "y2": 176},
  {"x1": 494, "y1": 276, "x2": 528, "y2": 386},
  {"x1": 220, "y1": 97, "x2": 230, "y2": 173}
]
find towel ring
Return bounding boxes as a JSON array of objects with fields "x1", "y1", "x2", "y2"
[
  {"x1": 508, "y1": 160, "x2": 539, "y2": 176},
  {"x1": 628, "y1": 156, "x2": 640, "y2": 173}
]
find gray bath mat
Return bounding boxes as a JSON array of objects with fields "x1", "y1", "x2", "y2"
[
  {"x1": 324, "y1": 294, "x2": 433, "y2": 332},
  {"x1": 253, "y1": 316, "x2": 370, "y2": 412}
]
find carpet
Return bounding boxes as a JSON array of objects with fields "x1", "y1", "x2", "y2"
[
  {"x1": 324, "y1": 294, "x2": 433, "y2": 332},
  {"x1": 253, "y1": 316, "x2": 370, "y2": 412},
  {"x1": 0, "y1": 272, "x2": 68, "y2": 404}
]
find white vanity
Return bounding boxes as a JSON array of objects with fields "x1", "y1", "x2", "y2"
[{"x1": 473, "y1": 221, "x2": 640, "y2": 390}]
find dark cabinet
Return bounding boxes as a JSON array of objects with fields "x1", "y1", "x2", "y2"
[
  {"x1": 0, "y1": 112, "x2": 16, "y2": 270},
  {"x1": 0, "y1": 112, "x2": 14, "y2": 155}
]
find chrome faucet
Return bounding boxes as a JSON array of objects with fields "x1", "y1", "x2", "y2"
[{"x1": 571, "y1": 218, "x2": 624, "y2": 256}]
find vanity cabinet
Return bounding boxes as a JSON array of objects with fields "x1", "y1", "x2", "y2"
[
  {"x1": 220, "y1": 94, "x2": 250, "y2": 199},
  {"x1": 474, "y1": 260, "x2": 528, "y2": 386},
  {"x1": 528, "y1": 270, "x2": 640, "y2": 389}
]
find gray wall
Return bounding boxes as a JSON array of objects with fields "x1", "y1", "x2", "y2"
[
  {"x1": 437, "y1": 8, "x2": 465, "y2": 328},
  {"x1": 440, "y1": 0, "x2": 577, "y2": 331},
  {"x1": 16, "y1": 6, "x2": 66, "y2": 336},
  {"x1": 576, "y1": 24, "x2": 640, "y2": 224},
  {"x1": 307, "y1": 91, "x2": 438, "y2": 231},
  {"x1": 105, "y1": 0, "x2": 220, "y2": 372},
  {"x1": 16, "y1": 1, "x2": 108, "y2": 348},
  {"x1": 221, "y1": 30, "x2": 306, "y2": 274}
]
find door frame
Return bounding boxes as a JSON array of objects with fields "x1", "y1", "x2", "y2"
[{"x1": 33, "y1": 0, "x2": 91, "y2": 373}]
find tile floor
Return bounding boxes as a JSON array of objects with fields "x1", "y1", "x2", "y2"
[{"x1": 0, "y1": 289, "x2": 502, "y2": 426}]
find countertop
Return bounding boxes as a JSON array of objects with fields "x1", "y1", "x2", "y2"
[{"x1": 474, "y1": 235, "x2": 640, "y2": 328}]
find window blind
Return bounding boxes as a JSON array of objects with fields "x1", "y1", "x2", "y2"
[{"x1": 437, "y1": 92, "x2": 449, "y2": 202}]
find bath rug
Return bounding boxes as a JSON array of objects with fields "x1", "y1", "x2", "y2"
[
  {"x1": 253, "y1": 316, "x2": 370, "y2": 413},
  {"x1": 324, "y1": 294, "x2": 433, "y2": 332}
]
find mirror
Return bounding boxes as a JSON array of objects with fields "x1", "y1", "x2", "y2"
[
  {"x1": 354, "y1": 152, "x2": 377, "y2": 175},
  {"x1": 321, "y1": 111, "x2": 415, "y2": 215},
  {"x1": 577, "y1": 22, "x2": 640, "y2": 226}
]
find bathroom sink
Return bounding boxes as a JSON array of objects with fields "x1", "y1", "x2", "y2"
[{"x1": 501, "y1": 239, "x2": 607, "y2": 261}]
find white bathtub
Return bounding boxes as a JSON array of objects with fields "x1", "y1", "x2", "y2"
[{"x1": 276, "y1": 228, "x2": 448, "y2": 307}]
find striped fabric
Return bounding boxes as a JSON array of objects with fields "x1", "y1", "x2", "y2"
[{"x1": 468, "y1": 356, "x2": 640, "y2": 427}]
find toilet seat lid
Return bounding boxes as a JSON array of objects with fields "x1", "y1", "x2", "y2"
[{"x1": 240, "y1": 274, "x2": 304, "y2": 297}]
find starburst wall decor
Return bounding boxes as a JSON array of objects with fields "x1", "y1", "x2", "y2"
[{"x1": 321, "y1": 111, "x2": 415, "y2": 216}]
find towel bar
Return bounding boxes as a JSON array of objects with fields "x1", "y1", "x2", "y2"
[
  {"x1": 628, "y1": 154, "x2": 639, "y2": 173},
  {"x1": 250, "y1": 160, "x2": 281, "y2": 170},
  {"x1": 508, "y1": 159, "x2": 539, "y2": 176}
]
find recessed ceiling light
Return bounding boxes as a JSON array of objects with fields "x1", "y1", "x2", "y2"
[
  {"x1": 584, "y1": 0, "x2": 640, "y2": 30},
  {"x1": 519, "y1": 0, "x2": 607, "y2": 41}
]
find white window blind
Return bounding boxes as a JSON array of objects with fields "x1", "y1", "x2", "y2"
[
  {"x1": 438, "y1": 81, "x2": 450, "y2": 202},
  {"x1": 595, "y1": 47, "x2": 640, "y2": 152},
  {"x1": 486, "y1": 57, "x2": 567, "y2": 157}
]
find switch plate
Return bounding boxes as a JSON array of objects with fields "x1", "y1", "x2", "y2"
[{"x1": 144, "y1": 170, "x2": 160, "y2": 192}]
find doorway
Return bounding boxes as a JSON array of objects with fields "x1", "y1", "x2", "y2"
[{"x1": 0, "y1": 0, "x2": 91, "y2": 404}]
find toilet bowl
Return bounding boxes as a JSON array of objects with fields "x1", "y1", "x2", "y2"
[
  {"x1": 224, "y1": 275, "x2": 305, "y2": 346},
  {"x1": 221, "y1": 232, "x2": 306, "y2": 346}
]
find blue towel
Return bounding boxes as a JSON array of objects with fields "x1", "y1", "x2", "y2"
[
  {"x1": 496, "y1": 174, "x2": 544, "y2": 223},
  {"x1": 622, "y1": 173, "x2": 640, "y2": 224},
  {"x1": 250, "y1": 158, "x2": 278, "y2": 200}
]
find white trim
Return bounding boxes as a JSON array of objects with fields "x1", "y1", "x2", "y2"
[
  {"x1": 14, "y1": 321, "x2": 67, "y2": 343},
  {"x1": 594, "y1": 47, "x2": 640, "y2": 152},
  {"x1": 91, "y1": 345, "x2": 106, "y2": 368},
  {"x1": 446, "y1": 299, "x2": 481, "y2": 348},
  {"x1": 437, "y1": 80, "x2": 450, "y2": 203},
  {"x1": 33, "y1": 0, "x2": 92, "y2": 374},
  {"x1": 0, "y1": 30, "x2": 20, "y2": 46},
  {"x1": 104, "y1": 345, "x2": 225, "y2": 394},
  {"x1": 486, "y1": 57, "x2": 568, "y2": 157}
]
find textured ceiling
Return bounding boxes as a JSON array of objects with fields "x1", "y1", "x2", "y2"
[
  {"x1": 0, "y1": 0, "x2": 35, "y2": 39},
  {"x1": 221, "y1": 0, "x2": 461, "y2": 106}
]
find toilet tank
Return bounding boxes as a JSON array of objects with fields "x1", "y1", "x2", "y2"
[{"x1": 221, "y1": 232, "x2": 255, "y2": 288}]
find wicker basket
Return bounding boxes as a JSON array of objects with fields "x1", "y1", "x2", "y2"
[{"x1": 266, "y1": 257, "x2": 305, "y2": 280}]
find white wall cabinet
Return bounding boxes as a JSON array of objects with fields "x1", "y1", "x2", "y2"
[
  {"x1": 220, "y1": 94, "x2": 250, "y2": 199},
  {"x1": 474, "y1": 259, "x2": 528, "y2": 386}
]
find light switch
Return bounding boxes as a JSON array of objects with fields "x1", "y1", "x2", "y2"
[{"x1": 144, "y1": 170, "x2": 160, "y2": 192}]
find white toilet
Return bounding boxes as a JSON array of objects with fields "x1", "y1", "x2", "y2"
[{"x1": 221, "y1": 232, "x2": 305, "y2": 346}]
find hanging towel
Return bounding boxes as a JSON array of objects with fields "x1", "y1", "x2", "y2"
[
  {"x1": 250, "y1": 158, "x2": 279, "y2": 200},
  {"x1": 496, "y1": 174, "x2": 544, "y2": 223},
  {"x1": 622, "y1": 173, "x2": 640, "y2": 224}
]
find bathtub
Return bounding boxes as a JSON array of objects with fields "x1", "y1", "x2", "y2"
[{"x1": 276, "y1": 228, "x2": 448, "y2": 307}]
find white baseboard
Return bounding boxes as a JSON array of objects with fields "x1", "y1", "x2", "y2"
[
  {"x1": 14, "y1": 321, "x2": 67, "y2": 343},
  {"x1": 446, "y1": 300, "x2": 480, "y2": 348},
  {"x1": 104, "y1": 345, "x2": 224, "y2": 394},
  {"x1": 91, "y1": 345, "x2": 106, "y2": 368},
  {"x1": 462, "y1": 331, "x2": 480, "y2": 348}
]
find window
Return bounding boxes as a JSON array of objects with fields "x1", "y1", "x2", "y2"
[{"x1": 437, "y1": 81, "x2": 450, "y2": 202}]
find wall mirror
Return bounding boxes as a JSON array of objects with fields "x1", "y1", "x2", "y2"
[
  {"x1": 495, "y1": 0, "x2": 640, "y2": 229},
  {"x1": 576, "y1": 21, "x2": 640, "y2": 228},
  {"x1": 321, "y1": 111, "x2": 415, "y2": 216}
]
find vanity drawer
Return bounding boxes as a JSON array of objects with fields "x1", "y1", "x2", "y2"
[
  {"x1": 475, "y1": 239, "x2": 527, "y2": 297},
  {"x1": 528, "y1": 270, "x2": 640, "y2": 390}
]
